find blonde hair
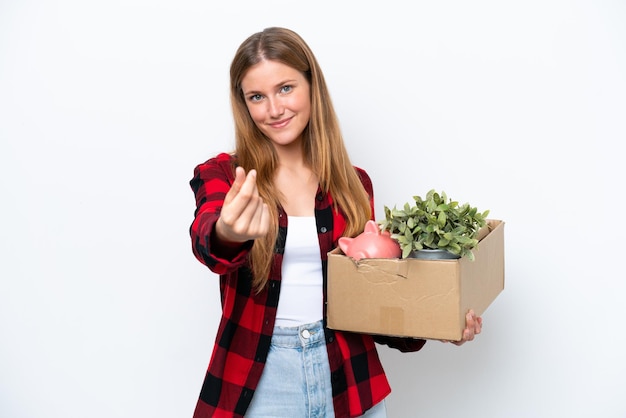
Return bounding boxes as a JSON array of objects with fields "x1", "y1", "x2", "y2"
[{"x1": 229, "y1": 27, "x2": 371, "y2": 291}]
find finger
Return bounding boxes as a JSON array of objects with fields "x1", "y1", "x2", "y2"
[
  {"x1": 247, "y1": 201, "x2": 270, "y2": 238},
  {"x1": 466, "y1": 310, "x2": 476, "y2": 332},
  {"x1": 237, "y1": 170, "x2": 265, "y2": 217},
  {"x1": 467, "y1": 309, "x2": 482, "y2": 334},
  {"x1": 237, "y1": 193, "x2": 265, "y2": 233},
  {"x1": 234, "y1": 166, "x2": 246, "y2": 187},
  {"x1": 450, "y1": 338, "x2": 464, "y2": 346},
  {"x1": 224, "y1": 166, "x2": 247, "y2": 206},
  {"x1": 237, "y1": 169, "x2": 260, "y2": 201},
  {"x1": 222, "y1": 169, "x2": 259, "y2": 225}
]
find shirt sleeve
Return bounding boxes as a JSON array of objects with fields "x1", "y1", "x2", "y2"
[
  {"x1": 189, "y1": 153, "x2": 252, "y2": 274},
  {"x1": 373, "y1": 335, "x2": 427, "y2": 352}
]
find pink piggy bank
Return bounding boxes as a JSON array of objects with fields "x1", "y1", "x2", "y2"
[{"x1": 338, "y1": 220, "x2": 401, "y2": 261}]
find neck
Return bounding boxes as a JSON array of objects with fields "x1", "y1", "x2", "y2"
[
  {"x1": 273, "y1": 149, "x2": 319, "y2": 217},
  {"x1": 274, "y1": 142, "x2": 306, "y2": 169}
]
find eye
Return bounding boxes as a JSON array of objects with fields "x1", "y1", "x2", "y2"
[
  {"x1": 248, "y1": 93, "x2": 263, "y2": 102},
  {"x1": 280, "y1": 85, "x2": 293, "y2": 94}
]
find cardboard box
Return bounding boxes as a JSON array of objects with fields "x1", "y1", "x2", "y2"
[{"x1": 327, "y1": 219, "x2": 505, "y2": 341}]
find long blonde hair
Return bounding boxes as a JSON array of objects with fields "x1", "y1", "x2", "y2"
[{"x1": 229, "y1": 27, "x2": 371, "y2": 291}]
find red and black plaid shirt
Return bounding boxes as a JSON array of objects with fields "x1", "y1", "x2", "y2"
[{"x1": 189, "y1": 153, "x2": 425, "y2": 418}]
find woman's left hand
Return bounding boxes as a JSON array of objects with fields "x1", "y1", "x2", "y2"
[{"x1": 446, "y1": 309, "x2": 482, "y2": 346}]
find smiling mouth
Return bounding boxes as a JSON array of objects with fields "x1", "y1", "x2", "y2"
[{"x1": 268, "y1": 117, "x2": 292, "y2": 128}]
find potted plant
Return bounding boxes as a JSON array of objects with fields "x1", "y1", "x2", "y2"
[{"x1": 378, "y1": 189, "x2": 490, "y2": 260}]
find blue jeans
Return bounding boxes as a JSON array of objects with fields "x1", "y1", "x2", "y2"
[{"x1": 245, "y1": 320, "x2": 387, "y2": 418}]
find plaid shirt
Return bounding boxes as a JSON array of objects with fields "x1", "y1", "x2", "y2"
[{"x1": 189, "y1": 153, "x2": 426, "y2": 418}]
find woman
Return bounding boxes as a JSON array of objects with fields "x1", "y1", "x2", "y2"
[{"x1": 189, "y1": 27, "x2": 481, "y2": 418}]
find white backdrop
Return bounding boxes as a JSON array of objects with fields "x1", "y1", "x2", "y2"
[{"x1": 1, "y1": 1, "x2": 625, "y2": 417}]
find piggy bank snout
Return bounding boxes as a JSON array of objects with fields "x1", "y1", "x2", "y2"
[{"x1": 338, "y1": 222, "x2": 401, "y2": 260}]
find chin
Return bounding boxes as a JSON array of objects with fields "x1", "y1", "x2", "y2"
[{"x1": 269, "y1": 135, "x2": 302, "y2": 147}]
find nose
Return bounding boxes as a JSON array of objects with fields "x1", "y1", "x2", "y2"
[{"x1": 267, "y1": 97, "x2": 284, "y2": 118}]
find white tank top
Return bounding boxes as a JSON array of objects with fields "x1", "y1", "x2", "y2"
[{"x1": 274, "y1": 216, "x2": 323, "y2": 327}]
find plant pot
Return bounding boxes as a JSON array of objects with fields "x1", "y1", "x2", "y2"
[{"x1": 409, "y1": 249, "x2": 461, "y2": 260}]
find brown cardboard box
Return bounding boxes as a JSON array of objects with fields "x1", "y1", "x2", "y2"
[{"x1": 327, "y1": 219, "x2": 505, "y2": 341}]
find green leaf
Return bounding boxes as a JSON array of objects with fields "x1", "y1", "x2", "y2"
[
  {"x1": 391, "y1": 208, "x2": 405, "y2": 218},
  {"x1": 437, "y1": 211, "x2": 446, "y2": 227},
  {"x1": 396, "y1": 235, "x2": 409, "y2": 245}
]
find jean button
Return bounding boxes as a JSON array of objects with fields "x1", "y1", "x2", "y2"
[{"x1": 301, "y1": 329, "x2": 311, "y2": 339}]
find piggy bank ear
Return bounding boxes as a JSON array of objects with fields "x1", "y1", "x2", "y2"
[
  {"x1": 364, "y1": 220, "x2": 379, "y2": 234},
  {"x1": 338, "y1": 237, "x2": 353, "y2": 254}
]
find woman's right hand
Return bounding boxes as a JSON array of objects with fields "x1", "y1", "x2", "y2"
[{"x1": 215, "y1": 166, "x2": 270, "y2": 244}]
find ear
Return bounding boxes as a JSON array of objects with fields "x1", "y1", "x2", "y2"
[
  {"x1": 364, "y1": 220, "x2": 379, "y2": 234},
  {"x1": 338, "y1": 237, "x2": 352, "y2": 253}
]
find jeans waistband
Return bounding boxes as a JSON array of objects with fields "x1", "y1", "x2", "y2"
[{"x1": 271, "y1": 319, "x2": 325, "y2": 348}]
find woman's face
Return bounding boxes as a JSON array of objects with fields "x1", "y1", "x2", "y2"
[{"x1": 240, "y1": 59, "x2": 311, "y2": 150}]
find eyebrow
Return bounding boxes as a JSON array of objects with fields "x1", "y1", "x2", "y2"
[{"x1": 242, "y1": 79, "x2": 299, "y2": 96}]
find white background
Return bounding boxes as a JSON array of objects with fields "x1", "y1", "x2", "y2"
[{"x1": 1, "y1": 1, "x2": 625, "y2": 417}]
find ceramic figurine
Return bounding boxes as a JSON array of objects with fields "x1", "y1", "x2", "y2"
[{"x1": 338, "y1": 220, "x2": 401, "y2": 260}]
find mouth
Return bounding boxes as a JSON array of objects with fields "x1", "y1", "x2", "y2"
[{"x1": 268, "y1": 117, "x2": 292, "y2": 129}]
